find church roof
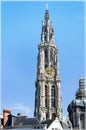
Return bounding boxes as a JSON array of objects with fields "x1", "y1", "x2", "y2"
[
  {"x1": 68, "y1": 78, "x2": 86, "y2": 112},
  {"x1": 67, "y1": 99, "x2": 86, "y2": 111}
]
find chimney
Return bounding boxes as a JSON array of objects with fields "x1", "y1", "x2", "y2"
[
  {"x1": 17, "y1": 112, "x2": 22, "y2": 116},
  {"x1": 3, "y1": 109, "x2": 11, "y2": 127}
]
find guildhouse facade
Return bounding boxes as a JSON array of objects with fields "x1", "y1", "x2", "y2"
[{"x1": 34, "y1": 9, "x2": 62, "y2": 122}]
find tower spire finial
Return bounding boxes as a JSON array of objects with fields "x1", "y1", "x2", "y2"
[{"x1": 46, "y1": 4, "x2": 48, "y2": 10}]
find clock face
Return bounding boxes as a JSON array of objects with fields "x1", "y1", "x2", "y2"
[{"x1": 45, "y1": 67, "x2": 55, "y2": 78}]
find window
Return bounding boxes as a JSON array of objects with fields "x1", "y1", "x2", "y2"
[
  {"x1": 45, "y1": 85, "x2": 47, "y2": 96},
  {"x1": 51, "y1": 98, "x2": 55, "y2": 107},
  {"x1": 45, "y1": 64, "x2": 48, "y2": 69},
  {"x1": 45, "y1": 98, "x2": 47, "y2": 107},
  {"x1": 52, "y1": 113, "x2": 56, "y2": 120},
  {"x1": 50, "y1": 49, "x2": 53, "y2": 61},
  {"x1": 52, "y1": 128, "x2": 61, "y2": 130},
  {"x1": 80, "y1": 114, "x2": 84, "y2": 129},
  {"x1": 51, "y1": 86, "x2": 55, "y2": 97},
  {"x1": 45, "y1": 49, "x2": 48, "y2": 62},
  {"x1": 46, "y1": 113, "x2": 49, "y2": 120},
  {"x1": 45, "y1": 85, "x2": 47, "y2": 107}
]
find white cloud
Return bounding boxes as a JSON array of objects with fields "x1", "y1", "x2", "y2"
[{"x1": 12, "y1": 103, "x2": 32, "y2": 117}]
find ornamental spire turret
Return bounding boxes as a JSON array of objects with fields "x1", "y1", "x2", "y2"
[
  {"x1": 76, "y1": 78, "x2": 86, "y2": 99},
  {"x1": 41, "y1": 8, "x2": 54, "y2": 43}
]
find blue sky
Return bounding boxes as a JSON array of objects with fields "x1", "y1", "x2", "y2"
[{"x1": 1, "y1": 1, "x2": 85, "y2": 118}]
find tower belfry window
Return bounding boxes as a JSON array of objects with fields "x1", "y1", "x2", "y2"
[
  {"x1": 45, "y1": 98, "x2": 47, "y2": 107},
  {"x1": 45, "y1": 49, "x2": 48, "y2": 63},
  {"x1": 45, "y1": 85, "x2": 47, "y2": 107},
  {"x1": 45, "y1": 85, "x2": 47, "y2": 96},
  {"x1": 51, "y1": 85, "x2": 55, "y2": 97},
  {"x1": 50, "y1": 49, "x2": 53, "y2": 61},
  {"x1": 51, "y1": 98, "x2": 55, "y2": 107}
]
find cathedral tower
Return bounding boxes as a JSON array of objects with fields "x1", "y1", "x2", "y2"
[{"x1": 34, "y1": 9, "x2": 62, "y2": 122}]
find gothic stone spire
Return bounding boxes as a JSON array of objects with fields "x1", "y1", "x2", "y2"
[
  {"x1": 41, "y1": 9, "x2": 54, "y2": 43},
  {"x1": 34, "y1": 8, "x2": 62, "y2": 122}
]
